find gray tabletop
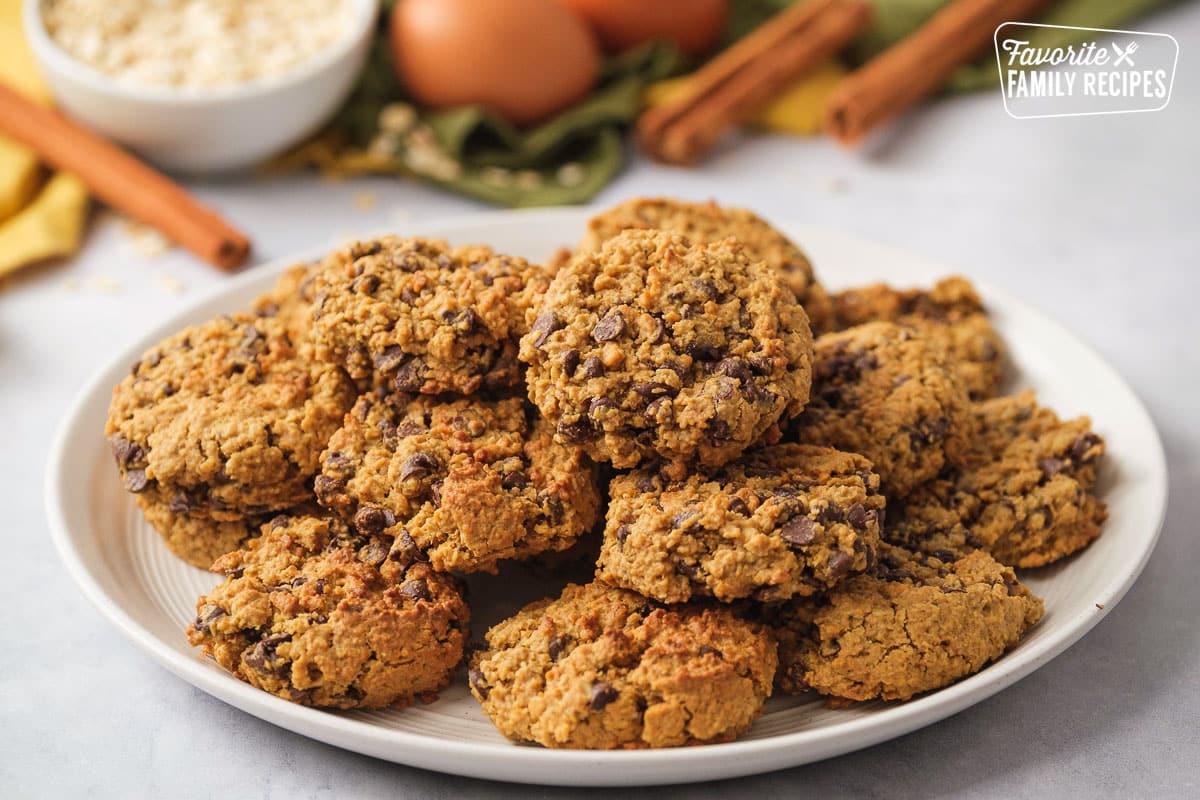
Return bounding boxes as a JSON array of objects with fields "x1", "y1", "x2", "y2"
[{"x1": 2, "y1": 4, "x2": 1197, "y2": 797}]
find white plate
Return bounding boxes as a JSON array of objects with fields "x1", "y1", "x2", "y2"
[{"x1": 45, "y1": 209, "x2": 1167, "y2": 786}]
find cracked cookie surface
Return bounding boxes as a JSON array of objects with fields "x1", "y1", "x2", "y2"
[
  {"x1": 315, "y1": 392, "x2": 601, "y2": 573},
  {"x1": 790, "y1": 321, "x2": 972, "y2": 499},
  {"x1": 310, "y1": 237, "x2": 546, "y2": 395},
  {"x1": 772, "y1": 542, "x2": 1043, "y2": 701},
  {"x1": 105, "y1": 313, "x2": 356, "y2": 520},
  {"x1": 520, "y1": 229, "x2": 813, "y2": 473},
  {"x1": 596, "y1": 444, "x2": 883, "y2": 603},
  {"x1": 827, "y1": 277, "x2": 1005, "y2": 399},
  {"x1": 579, "y1": 197, "x2": 833, "y2": 331},
  {"x1": 887, "y1": 392, "x2": 1107, "y2": 567},
  {"x1": 187, "y1": 513, "x2": 469, "y2": 709},
  {"x1": 468, "y1": 581, "x2": 776, "y2": 749}
]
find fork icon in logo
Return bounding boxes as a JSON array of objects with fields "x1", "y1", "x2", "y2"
[{"x1": 1112, "y1": 41, "x2": 1139, "y2": 66}]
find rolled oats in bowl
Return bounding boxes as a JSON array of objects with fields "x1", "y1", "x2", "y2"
[{"x1": 41, "y1": 0, "x2": 356, "y2": 90}]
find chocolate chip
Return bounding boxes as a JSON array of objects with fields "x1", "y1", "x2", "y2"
[
  {"x1": 530, "y1": 312, "x2": 563, "y2": 347},
  {"x1": 560, "y1": 349, "x2": 580, "y2": 376},
  {"x1": 587, "y1": 397, "x2": 617, "y2": 415},
  {"x1": 193, "y1": 605, "x2": 226, "y2": 634},
  {"x1": 557, "y1": 418, "x2": 597, "y2": 444},
  {"x1": 313, "y1": 578, "x2": 327, "y2": 595},
  {"x1": 590, "y1": 681, "x2": 618, "y2": 710},
  {"x1": 1071, "y1": 433, "x2": 1101, "y2": 462},
  {"x1": 728, "y1": 497, "x2": 749, "y2": 516},
  {"x1": 685, "y1": 342, "x2": 723, "y2": 362},
  {"x1": 707, "y1": 418, "x2": 731, "y2": 441},
  {"x1": 354, "y1": 506, "x2": 396, "y2": 534},
  {"x1": 372, "y1": 345, "x2": 407, "y2": 372},
  {"x1": 109, "y1": 435, "x2": 143, "y2": 467},
  {"x1": 632, "y1": 381, "x2": 674, "y2": 397},
  {"x1": 400, "y1": 452, "x2": 440, "y2": 481},
  {"x1": 392, "y1": 359, "x2": 426, "y2": 392},
  {"x1": 675, "y1": 562, "x2": 699, "y2": 578},
  {"x1": 615, "y1": 525, "x2": 630, "y2": 548},
  {"x1": 846, "y1": 503, "x2": 873, "y2": 532},
  {"x1": 548, "y1": 634, "x2": 572, "y2": 660},
  {"x1": 635, "y1": 475, "x2": 660, "y2": 493},
  {"x1": 400, "y1": 287, "x2": 420, "y2": 304},
  {"x1": 780, "y1": 516, "x2": 817, "y2": 547},
  {"x1": 748, "y1": 357, "x2": 774, "y2": 375},
  {"x1": 1039, "y1": 457, "x2": 1065, "y2": 479},
  {"x1": 581, "y1": 356, "x2": 605, "y2": 378},
  {"x1": 243, "y1": 634, "x2": 291, "y2": 678},
  {"x1": 313, "y1": 474, "x2": 344, "y2": 502},
  {"x1": 468, "y1": 668, "x2": 490, "y2": 699},
  {"x1": 645, "y1": 397, "x2": 668, "y2": 419},
  {"x1": 400, "y1": 578, "x2": 432, "y2": 601},
  {"x1": 591, "y1": 310, "x2": 625, "y2": 342},
  {"x1": 672, "y1": 510, "x2": 699, "y2": 529},
  {"x1": 698, "y1": 645, "x2": 723, "y2": 659},
  {"x1": 351, "y1": 273, "x2": 380, "y2": 294},
  {"x1": 395, "y1": 419, "x2": 428, "y2": 438},
  {"x1": 358, "y1": 538, "x2": 390, "y2": 565},
  {"x1": 817, "y1": 503, "x2": 844, "y2": 524},
  {"x1": 501, "y1": 471, "x2": 529, "y2": 490},
  {"x1": 827, "y1": 551, "x2": 854, "y2": 580},
  {"x1": 122, "y1": 469, "x2": 149, "y2": 493},
  {"x1": 716, "y1": 357, "x2": 752, "y2": 383}
]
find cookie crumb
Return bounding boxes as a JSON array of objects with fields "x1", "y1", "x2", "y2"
[
  {"x1": 159, "y1": 274, "x2": 186, "y2": 295},
  {"x1": 353, "y1": 190, "x2": 378, "y2": 212},
  {"x1": 94, "y1": 275, "x2": 122, "y2": 293},
  {"x1": 1095, "y1": 603, "x2": 1105, "y2": 610}
]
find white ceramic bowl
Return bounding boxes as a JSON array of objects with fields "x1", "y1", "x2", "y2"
[{"x1": 24, "y1": 0, "x2": 379, "y2": 173}]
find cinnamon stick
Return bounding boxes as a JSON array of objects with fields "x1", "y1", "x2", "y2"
[
  {"x1": 638, "y1": 0, "x2": 873, "y2": 165},
  {"x1": 0, "y1": 85, "x2": 250, "y2": 270},
  {"x1": 825, "y1": 0, "x2": 1050, "y2": 145}
]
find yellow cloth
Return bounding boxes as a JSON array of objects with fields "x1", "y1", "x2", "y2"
[
  {"x1": 642, "y1": 59, "x2": 848, "y2": 137},
  {"x1": 0, "y1": 0, "x2": 88, "y2": 278}
]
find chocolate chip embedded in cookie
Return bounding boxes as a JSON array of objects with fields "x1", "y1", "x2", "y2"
[
  {"x1": 790, "y1": 321, "x2": 973, "y2": 499},
  {"x1": 828, "y1": 277, "x2": 1006, "y2": 399},
  {"x1": 887, "y1": 392, "x2": 1107, "y2": 568},
  {"x1": 596, "y1": 444, "x2": 883, "y2": 603},
  {"x1": 187, "y1": 513, "x2": 469, "y2": 710},
  {"x1": 135, "y1": 494, "x2": 268, "y2": 569},
  {"x1": 520, "y1": 229, "x2": 813, "y2": 473},
  {"x1": 314, "y1": 392, "x2": 602, "y2": 574},
  {"x1": 105, "y1": 313, "x2": 356, "y2": 520},
  {"x1": 579, "y1": 197, "x2": 834, "y2": 332},
  {"x1": 468, "y1": 581, "x2": 776, "y2": 749},
  {"x1": 309, "y1": 237, "x2": 547, "y2": 395},
  {"x1": 772, "y1": 543, "x2": 1043, "y2": 702}
]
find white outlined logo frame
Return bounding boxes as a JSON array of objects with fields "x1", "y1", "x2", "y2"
[{"x1": 993, "y1": 22, "x2": 1179, "y2": 120}]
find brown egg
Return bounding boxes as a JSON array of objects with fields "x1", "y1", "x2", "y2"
[
  {"x1": 558, "y1": 0, "x2": 729, "y2": 57},
  {"x1": 389, "y1": 0, "x2": 600, "y2": 126}
]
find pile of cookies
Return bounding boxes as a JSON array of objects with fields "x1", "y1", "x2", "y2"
[{"x1": 104, "y1": 197, "x2": 1108, "y2": 749}]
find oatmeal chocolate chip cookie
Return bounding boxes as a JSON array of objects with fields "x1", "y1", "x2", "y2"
[
  {"x1": 772, "y1": 543, "x2": 1043, "y2": 701},
  {"x1": 887, "y1": 392, "x2": 1107, "y2": 568},
  {"x1": 596, "y1": 444, "x2": 884, "y2": 603},
  {"x1": 520, "y1": 229, "x2": 813, "y2": 473},
  {"x1": 105, "y1": 313, "x2": 356, "y2": 520},
  {"x1": 314, "y1": 392, "x2": 602, "y2": 573},
  {"x1": 468, "y1": 581, "x2": 776, "y2": 749},
  {"x1": 136, "y1": 494, "x2": 268, "y2": 569},
  {"x1": 310, "y1": 237, "x2": 547, "y2": 395},
  {"x1": 579, "y1": 197, "x2": 834, "y2": 332},
  {"x1": 187, "y1": 513, "x2": 469, "y2": 709},
  {"x1": 791, "y1": 321, "x2": 973, "y2": 499},
  {"x1": 828, "y1": 277, "x2": 1006, "y2": 399}
]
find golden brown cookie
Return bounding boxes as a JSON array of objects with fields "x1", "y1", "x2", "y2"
[
  {"x1": 314, "y1": 392, "x2": 602, "y2": 573},
  {"x1": 887, "y1": 392, "x2": 1107, "y2": 568},
  {"x1": 827, "y1": 277, "x2": 1006, "y2": 399},
  {"x1": 579, "y1": 197, "x2": 833, "y2": 331},
  {"x1": 310, "y1": 237, "x2": 547, "y2": 395},
  {"x1": 187, "y1": 513, "x2": 469, "y2": 709},
  {"x1": 468, "y1": 582, "x2": 776, "y2": 749},
  {"x1": 135, "y1": 494, "x2": 267, "y2": 569},
  {"x1": 105, "y1": 313, "x2": 356, "y2": 520},
  {"x1": 597, "y1": 444, "x2": 884, "y2": 603},
  {"x1": 520, "y1": 229, "x2": 813, "y2": 474},
  {"x1": 773, "y1": 543, "x2": 1043, "y2": 702},
  {"x1": 790, "y1": 321, "x2": 973, "y2": 499}
]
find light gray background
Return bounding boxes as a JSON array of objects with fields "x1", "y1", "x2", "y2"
[{"x1": 2, "y1": 4, "x2": 1196, "y2": 797}]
